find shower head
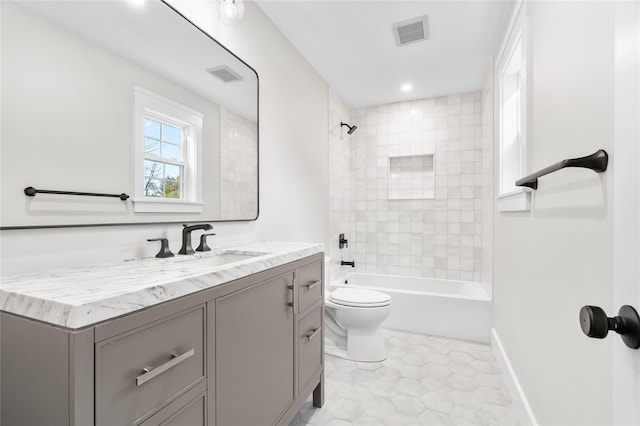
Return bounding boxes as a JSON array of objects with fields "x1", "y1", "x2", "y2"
[{"x1": 340, "y1": 122, "x2": 358, "y2": 135}]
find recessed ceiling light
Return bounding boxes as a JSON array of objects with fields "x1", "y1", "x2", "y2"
[
  {"x1": 401, "y1": 83, "x2": 413, "y2": 93},
  {"x1": 127, "y1": 0, "x2": 146, "y2": 7}
]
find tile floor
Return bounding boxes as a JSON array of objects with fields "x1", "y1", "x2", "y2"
[{"x1": 291, "y1": 329, "x2": 519, "y2": 426}]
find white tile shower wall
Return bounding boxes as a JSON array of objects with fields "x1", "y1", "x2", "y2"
[
  {"x1": 219, "y1": 107, "x2": 258, "y2": 219},
  {"x1": 349, "y1": 92, "x2": 485, "y2": 281},
  {"x1": 328, "y1": 89, "x2": 353, "y2": 284}
]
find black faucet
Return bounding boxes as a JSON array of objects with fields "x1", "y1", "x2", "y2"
[
  {"x1": 179, "y1": 224, "x2": 213, "y2": 255},
  {"x1": 341, "y1": 260, "x2": 355, "y2": 268}
]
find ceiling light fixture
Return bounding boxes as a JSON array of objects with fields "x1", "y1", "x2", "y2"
[
  {"x1": 216, "y1": 0, "x2": 245, "y2": 25},
  {"x1": 126, "y1": 0, "x2": 146, "y2": 7},
  {"x1": 401, "y1": 83, "x2": 413, "y2": 93}
]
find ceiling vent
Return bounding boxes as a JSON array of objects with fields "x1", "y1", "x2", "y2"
[
  {"x1": 391, "y1": 15, "x2": 429, "y2": 47},
  {"x1": 206, "y1": 66, "x2": 243, "y2": 82}
]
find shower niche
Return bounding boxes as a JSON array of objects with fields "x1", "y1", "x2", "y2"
[{"x1": 388, "y1": 154, "x2": 435, "y2": 200}]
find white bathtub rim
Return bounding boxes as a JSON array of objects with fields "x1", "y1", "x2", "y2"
[
  {"x1": 330, "y1": 283, "x2": 489, "y2": 302},
  {"x1": 330, "y1": 272, "x2": 492, "y2": 302}
]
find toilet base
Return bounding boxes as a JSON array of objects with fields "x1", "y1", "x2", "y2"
[
  {"x1": 324, "y1": 328, "x2": 387, "y2": 362},
  {"x1": 346, "y1": 327, "x2": 387, "y2": 362},
  {"x1": 324, "y1": 339, "x2": 349, "y2": 360}
]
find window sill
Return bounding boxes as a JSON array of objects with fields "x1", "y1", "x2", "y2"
[
  {"x1": 132, "y1": 198, "x2": 204, "y2": 213},
  {"x1": 497, "y1": 190, "x2": 531, "y2": 212}
]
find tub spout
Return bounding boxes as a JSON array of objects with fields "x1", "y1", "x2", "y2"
[{"x1": 341, "y1": 260, "x2": 355, "y2": 268}]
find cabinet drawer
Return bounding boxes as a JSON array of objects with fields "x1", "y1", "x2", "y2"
[
  {"x1": 96, "y1": 306, "x2": 205, "y2": 426},
  {"x1": 139, "y1": 389, "x2": 206, "y2": 426},
  {"x1": 297, "y1": 260, "x2": 323, "y2": 313},
  {"x1": 298, "y1": 307, "x2": 323, "y2": 389}
]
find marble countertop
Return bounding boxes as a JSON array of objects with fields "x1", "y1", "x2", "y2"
[{"x1": 0, "y1": 241, "x2": 323, "y2": 329}]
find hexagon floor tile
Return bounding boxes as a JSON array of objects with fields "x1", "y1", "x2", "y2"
[{"x1": 290, "y1": 329, "x2": 520, "y2": 426}]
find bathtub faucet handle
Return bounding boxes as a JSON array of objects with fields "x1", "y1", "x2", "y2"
[
  {"x1": 341, "y1": 260, "x2": 355, "y2": 268},
  {"x1": 339, "y1": 233, "x2": 349, "y2": 249}
]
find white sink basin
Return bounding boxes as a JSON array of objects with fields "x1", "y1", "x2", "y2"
[
  {"x1": 171, "y1": 250, "x2": 268, "y2": 266},
  {"x1": 205, "y1": 252, "x2": 263, "y2": 266}
]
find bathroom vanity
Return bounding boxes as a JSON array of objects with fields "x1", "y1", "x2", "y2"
[{"x1": 0, "y1": 242, "x2": 324, "y2": 426}]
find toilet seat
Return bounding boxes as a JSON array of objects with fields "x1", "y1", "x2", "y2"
[{"x1": 329, "y1": 287, "x2": 391, "y2": 308}]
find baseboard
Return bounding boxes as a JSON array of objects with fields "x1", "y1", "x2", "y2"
[{"x1": 491, "y1": 328, "x2": 538, "y2": 426}]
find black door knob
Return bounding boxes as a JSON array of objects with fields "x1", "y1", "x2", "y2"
[{"x1": 579, "y1": 305, "x2": 640, "y2": 349}]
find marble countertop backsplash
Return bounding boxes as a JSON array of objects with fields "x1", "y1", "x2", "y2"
[{"x1": 0, "y1": 241, "x2": 323, "y2": 329}]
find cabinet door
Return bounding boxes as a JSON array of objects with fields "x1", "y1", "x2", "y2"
[{"x1": 215, "y1": 272, "x2": 295, "y2": 426}]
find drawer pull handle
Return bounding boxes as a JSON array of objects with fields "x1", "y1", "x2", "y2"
[
  {"x1": 136, "y1": 348, "x2": 195, "y2": 386},
  {"x1": 305, "y1": 280, "x2": 320, "y2": 291},
  {"x1": 305, "y1": 327, "x2": 322, "y2": 342}
]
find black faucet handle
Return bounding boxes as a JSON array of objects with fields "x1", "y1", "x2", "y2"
[
  {"x1": 196, "y1": 233, "x2": 216, "y2": 252},
  {"x1": 339, "y1": 233, "x2": 349, "y2": 249},
  {"x1": 147, "y1": 238, "x2": 174, "y2": 258}
]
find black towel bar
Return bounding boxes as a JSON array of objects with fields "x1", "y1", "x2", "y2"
[
  {"x1": 515, "y1": 149, "x2": 608, "y2": 190},
  {"x1": 24, "y1": 187, "x2": 130, "y2": 201}
]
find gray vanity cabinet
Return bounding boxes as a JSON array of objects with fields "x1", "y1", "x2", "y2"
[
  {"x1": 214, "y1": 272, "x2": 295, "y2": 425},
  {"x1": 0, "y1": 253, "x2": 324, "y2": 426}
]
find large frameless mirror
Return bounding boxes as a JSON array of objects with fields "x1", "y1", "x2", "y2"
[{"x1": 1, "y1": 0, "x2": 258, "y2": 229}]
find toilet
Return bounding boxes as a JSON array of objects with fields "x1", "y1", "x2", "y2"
[{"x1": 324, "y1": 260, "x2": 391, "y2": 362}]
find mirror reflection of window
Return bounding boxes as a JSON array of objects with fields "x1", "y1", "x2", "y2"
[
  {"x1": 133, "y1": 87, "x2": 204, "y2": 213},
  {"x1": 144, "y1": 118, "x2": 185, "y2": 199}
]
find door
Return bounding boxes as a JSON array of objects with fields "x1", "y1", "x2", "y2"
[
  {"x1": 613, "y1": 1, "x2": 640, "y2": 423},
  {"x1": 215, "y1": 272, "x2": 295, "y2": 426}
]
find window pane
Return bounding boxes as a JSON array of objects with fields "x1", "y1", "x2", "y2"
[
  {"x1": 162, "y1": 123, "x2": 181, "y2": 145},
  {"x1": 164, "y1": 163, "x2": 181, "y2": 180},
  {"x1": 144, "y1": 160, "x2": 164, "y2": 179},
  {"x1": 163, "y1": 179, "x2": 181, "y2": 199},
  {"x1": 144, "y1": 178, "x2": 163, "y2": 197},
  {"x1": 144, "y1": 137, "x2": 160, "y2": 156},
  {"x1": 161, "y1": 142, "x2": 181, "y2": 161},
  {"x1": 144, "y1": 118, "x2": 161, "y2": 139}
]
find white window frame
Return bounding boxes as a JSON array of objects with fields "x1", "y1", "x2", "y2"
[
  {"x1": 495, "y1": 1, "x2": 531, "y2": 212},
  {"x1": 133, "y1": 87, "x2": 204, "y2": 213}
]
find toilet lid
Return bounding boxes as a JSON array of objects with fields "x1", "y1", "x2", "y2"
[{"x1": 329, "y1": 287, "x2": 391, "y2": 308}]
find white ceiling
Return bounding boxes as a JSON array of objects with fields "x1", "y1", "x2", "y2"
[{"x1": 256, "y1": 1, "x2": 510, "y2": 108}]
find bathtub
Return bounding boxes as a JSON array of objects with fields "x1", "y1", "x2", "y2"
[{"x1": 330, "y1": 273, "x2": 492, "y2": 343}]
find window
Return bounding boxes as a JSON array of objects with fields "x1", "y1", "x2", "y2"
[
  {"x1": 496, "y1": 2, "x2": 530, "y2": 211},
  {"x1": 143, "y1": 117, "x2": 185, "y2": 199},
  {"x1": 133, "y1": 87, "x2": 203, "y2": 213},
  {"x1": 500, "y1": 39, "x2": 523, "y2": 195}
]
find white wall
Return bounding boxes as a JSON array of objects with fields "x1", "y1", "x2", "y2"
[
  {"x1": 493, "y1": 2, "x2": 614, "y2": 424},
  {"x1": 1, "y1": 0, "x2": 329, "y2": 276},
  {"x1": 481, "y1": 70, "x2": 494, "y2": 285}
]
